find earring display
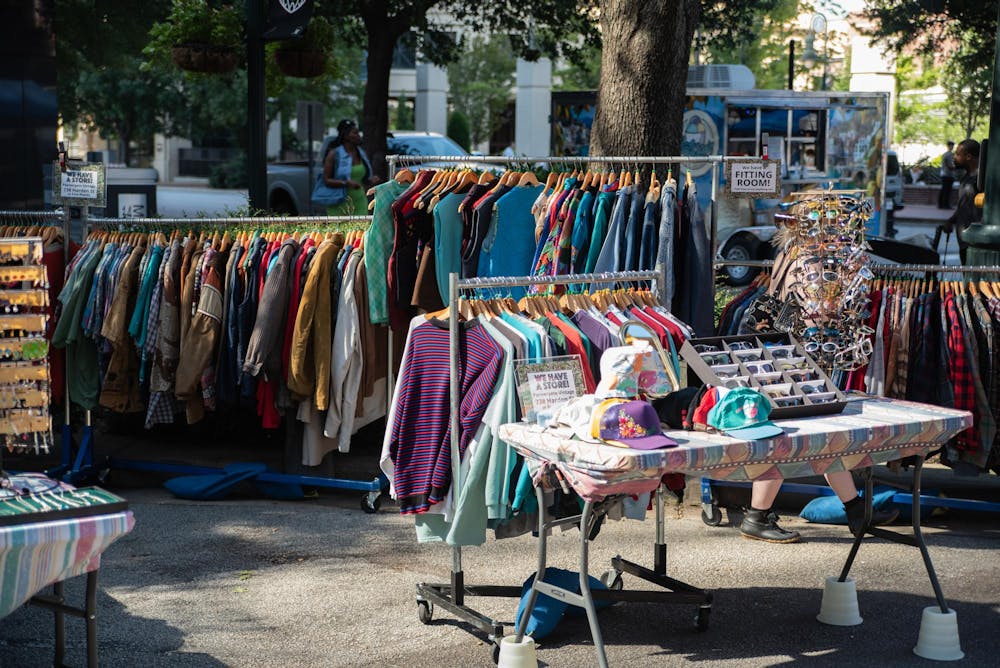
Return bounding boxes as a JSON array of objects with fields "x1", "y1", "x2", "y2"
[{"x1": 0, "y1": 238, "x2": 52, "y2": 454}]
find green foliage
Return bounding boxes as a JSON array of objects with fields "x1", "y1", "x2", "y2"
[
  {"x1": 210, "y1": 152, "x2": 249, "y2": 188},
  {"x1": 866, "y1": 0, "x2": 995, "y2": 142},
  {"x1": 700, "y1": 0, "x2": 802, "y2": 90},
  {"x1": 447, "y1": 36, "x2": 516, "y2": 147},
  {"x1": 144, "y1": 0, "x2": 244, "y2": 61},
  {"x1": 554, "y1": 40, "x2": 601, "y2": 91},
  {"x1": 393, "y1": 93, "x2": 415, "y2": 131},
  {"x1": 447, "y1": 111, "x2": 471, "y2": 152}
]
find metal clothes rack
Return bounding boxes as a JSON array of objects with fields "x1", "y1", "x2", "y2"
[
  {"x1": 63, "y1": 214, "x2": 387, "y2": 508},
  {"x1": 414, "y1": 269, "x2": 712, "y2": 666},
  {"x1": 702, "y1": 258, "x2": 1000, "y2": 525},
  {"x1": 386, "y1": 153, "x2": 725, "y2": 286}
]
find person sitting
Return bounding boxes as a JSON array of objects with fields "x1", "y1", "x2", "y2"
[{"x1": 742, "y1": 472, "x2": 899, "y2": 543}]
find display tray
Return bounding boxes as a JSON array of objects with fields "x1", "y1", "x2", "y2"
[
  {"x1": 679, "y1": 332, "x2": 846, "y2": 419},
  {"x1": 0, "y1": 486, "x2": 128, "y2": 527}
]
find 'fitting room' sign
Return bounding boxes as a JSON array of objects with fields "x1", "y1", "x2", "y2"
[{"x1": 725, "y1": 159, "x2": 781, "y2": 198}]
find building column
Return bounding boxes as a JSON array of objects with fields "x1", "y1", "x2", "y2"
[
  {"x1": 415, "y1": 62, "x2": 448, "y2": 135},
  {"x1": 515, "y1": 58, "x2": 552, "y2": 157}
]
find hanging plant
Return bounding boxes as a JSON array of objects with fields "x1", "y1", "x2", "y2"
[
  {"x1": 144, "y1": 0, "x2": 244, "y2": 75},
  {"x1": 273, "y1": 15, "x2": 334, "y2": 78}
]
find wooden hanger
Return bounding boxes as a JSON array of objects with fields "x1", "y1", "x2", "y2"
[
  {"x1": 517, "y1": 171, "x2": 541, "y2": 187},
  {"x1": 394, "y1": 168, "x2": 414, "y2": 185}
]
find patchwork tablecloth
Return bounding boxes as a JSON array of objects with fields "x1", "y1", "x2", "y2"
[
  {"x1": 0, "y1": 510, "x2": 134, "y2": 618},
  {"x1": 498, "y1": 398, "x2": 972, "y2": 501}
]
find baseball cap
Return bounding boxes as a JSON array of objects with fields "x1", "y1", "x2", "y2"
[
  {"x1": 706, "y1": 387, "x2": 784, "y2": 440},
  {"x1": 592, "y1": 399, "x2": 678, "y2": 450},
  {"x1": 595, "y1": 343, "x2": 675, "y2": 399},
  {"x1": 555, "y1": 394, "x2": 605, "y2": 443},
  {"x1": 652, "y1": 387, "x2": 700, "y2": 429},
  {"x1": 691, "y1": 386, "x2": 730, "y2": 430}
]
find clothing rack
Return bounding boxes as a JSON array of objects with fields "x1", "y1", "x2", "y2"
[
  {"x1": 415, "y1": 269, "x2": 714, "y2": 665},
  {"x1": 55, "y1": 214, "x2": 386, "y2": 509},
  {"x1": 386, "y1": 153, "x2": 725, "y2": 287},
  {"x1": 715, "y1": 259, "x2": 1000, "y2": 274},
  {"x1": 703, "y1": 257, "x2": 1000, "y2": 525},
  {"x1": 0, "y1": 210, "x2": 64, "y2": 222}
]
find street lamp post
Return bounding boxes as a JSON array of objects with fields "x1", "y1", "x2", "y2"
[{"x1": 801, "y1": 13, "x2": 828, "y2": 91}]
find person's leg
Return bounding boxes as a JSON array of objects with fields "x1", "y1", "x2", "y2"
[
  {"x1": 824, "y1": 471, "x2": 899, "y2": 532},
  {"x1": 750, "y1": 478, "x2": 783, "y2": 509},
  {"x1": 741, "y1": 479, "x2": 800, "y2": 543}
]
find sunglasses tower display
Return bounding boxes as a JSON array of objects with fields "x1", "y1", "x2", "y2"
[
  {"x1": 0, "y1": 237, "x2": 52, "y2": 454},
  {"x1": 771, "y1": 192, "x2": 875, "y2": 373}
]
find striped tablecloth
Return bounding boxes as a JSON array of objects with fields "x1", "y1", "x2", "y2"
[
  {"x1": 498, "y1": 397, "x2": 973, "y2": 501},
  {"x1": 0, "y1": 510, "x2": 135, "y2": 618}
]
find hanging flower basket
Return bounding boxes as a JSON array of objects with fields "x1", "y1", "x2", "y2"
[
  {"x1": 273, "y1": 49, "x2": 326, "y2": 78},
  {"x1": 171, "y1": 43, "x2": 239, "y2": 74}
]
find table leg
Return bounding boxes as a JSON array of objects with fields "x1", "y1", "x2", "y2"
[
  {"x1": 578, "y1": 499, "x2": 610, "y2": 668},
  {"x1": 836, "y1": 456, "x2": 950, "y2": 613},
  {"x1": 86, "y1": 570, "x2": 99, "y2": 668},
  {"x1": 53, "y1": 580, "x2": 65, "y2": 667},
  {"x1": 514, "y1": 486, "x2": 551, "y2": 643}
]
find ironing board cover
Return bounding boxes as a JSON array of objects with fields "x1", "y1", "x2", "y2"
[{"x1": 498, "y1": 398, "x2": 972, "y2": 501}]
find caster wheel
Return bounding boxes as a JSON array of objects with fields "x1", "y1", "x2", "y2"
[
  {"x1": 701, "y1": 504, "x2": 723, "y2": 527},
  {"x1": 600, "y1": 569, "x2": 623, "y2": 590},
  {"x1": 695, "y1": 605, "x2": 711, "y2": 632},
  {"x1": 360, "y1": 494, "x2": 382, "y2": 513},
  {"x1": 492, "y1": 642, "x2": 501, "y2": 665},
  {"x1": 417, "y1": 599, "x2": 433, "y2": 624}
]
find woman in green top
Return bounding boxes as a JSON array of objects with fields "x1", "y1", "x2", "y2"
[{"x1": 321, "y1": 119, "x2": 378, "y2": 216}]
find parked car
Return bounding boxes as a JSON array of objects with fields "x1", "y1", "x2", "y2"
[
  {"x1": 885, "y1": 149, "x2": 904, "y2": 211},
  {"x1": 717, "y1": 224, "x2": 939, "y2": 286},
  {"x1": 266, "y1": 131, "x2": 499, "y2": 216}
]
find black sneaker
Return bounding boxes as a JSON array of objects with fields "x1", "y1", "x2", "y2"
[{"x1": 740, "y1": 509, "x2": 801, "y2": 543}]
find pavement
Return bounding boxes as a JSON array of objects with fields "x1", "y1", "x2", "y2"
[{"x1": 2, "y1": 432, "x2": 999, "y2": 667}]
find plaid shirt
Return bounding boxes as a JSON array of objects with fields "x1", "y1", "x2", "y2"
[
  {"x1": 945, "y1": 294, "x2": 978, "y2": 452},
  {"x1": 890, "y1": 296, "x2": 913, "y2": 398}
]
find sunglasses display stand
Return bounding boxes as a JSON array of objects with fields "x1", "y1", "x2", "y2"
[
  {"x1": 0, "y1": 237, "x2": 52, "y2": 457},
  {"x1": 679, "y1": 331, "x2": 846, "y2": 420}
]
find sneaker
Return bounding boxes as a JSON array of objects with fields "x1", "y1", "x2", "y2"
[{"x1": 740, "y1": 508, "x2": 801, "y2": 543}]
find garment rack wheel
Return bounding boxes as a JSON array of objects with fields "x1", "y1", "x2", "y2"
[
  {"x1": 600, "y1": 568, "x2": 624, "y2": 590},
  {"x1": 360, "y1": 490, "x2": 382, "y2": 513},
  {"x1": 416, "y1": 598, "x2": 433, "y2": 624},
  {"x1": 700, "y1": 502, "x2": 723, "y2": 527}
]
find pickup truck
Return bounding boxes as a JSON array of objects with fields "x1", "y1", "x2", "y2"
[{"x1": 265, "y1": 131, "x2": 481, "y2": 216}]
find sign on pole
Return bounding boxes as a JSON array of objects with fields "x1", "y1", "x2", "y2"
[
  {"x1": 725, "y1": 158, "x2": 782, "y2": 198},
  {"x1": 52, "y1": 162, "x2": 106, "y2": 207}
]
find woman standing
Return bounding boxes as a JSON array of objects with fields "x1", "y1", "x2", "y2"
[{"x1": 321, "y1": 119, "x2": 376, "y2": 215}]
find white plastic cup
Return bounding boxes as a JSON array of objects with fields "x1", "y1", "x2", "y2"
[
  {"x1": 816, "y1": 575, "x2": 863, "y2": 626},
  {"x1": 497, "y1": 635, "x2": 539, "y2": 668},
  {"x1": 913, "y1": 606, "x2": 964, "y2": 661}
]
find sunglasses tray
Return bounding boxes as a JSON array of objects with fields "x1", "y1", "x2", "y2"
[{"x1": 679, "y1": 332, "x2": 846, "y2": 419}]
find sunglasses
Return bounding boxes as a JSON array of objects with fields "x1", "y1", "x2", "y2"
[
  {"x1": 767, "y1": 347, "x2": 796, "y2": 359},
  {"x1": 786, "y1": 369, "x2": 818, "y2": 382},
  {"x1": 775, "y1": 359, "x2": 810, "y2": 372},
  {"x1": 733, "y1": 350, "x2": 763, "y2": 363},
  {"x1": 694, "y1": 344, "x2": 721, "y2": 353},
  {"x1": 701, "y1": 352, "x2": 731, "y2": 366},
  {"x1": 756, "y1": 372, "x2": 785, "y2": 386},
  {"x1": 807, "y1": 392, "x2": 838, "y2": 405},
  {"x1": 744, "y1": 362, "x2": 775, "y2": 374},
  {"x1": 713, "y1": 365, "x2": 741, "y2": 379},
  {"x1": 804, "y1": 341, "x2": 839, "y2": 355},
  {"x1": 798, "y1": 381, "x2": 827, "y2": 395},
  {"x1": 727, "y1": 341, "x2": 755, "y2": 351},
  {"x1": 762, "y1": 384, "x2": 794, "y2": 399},
  {"x1": 774, "y1": 396, "x2": 805, "y2": 407}
]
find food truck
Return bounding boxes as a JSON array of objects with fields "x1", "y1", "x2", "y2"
[{"x1": 551, "y1": 87, "x2": 894, "y2": 284}]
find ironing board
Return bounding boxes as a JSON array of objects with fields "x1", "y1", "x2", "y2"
[{"x1": 496, "y1": 397, "x2": 972, "y2": 668}]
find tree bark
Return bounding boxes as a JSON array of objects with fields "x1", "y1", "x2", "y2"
[
  {"x1": 359, "y1": 1, "x2": 417, "y2": 181},
  {"x1": 591, "y1": 0, "x2": 700, "y2": 158}
]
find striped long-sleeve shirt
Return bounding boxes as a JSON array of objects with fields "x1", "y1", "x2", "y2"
[{"x1": 389, "y1": 320, "x2": 503, "y2": 514}]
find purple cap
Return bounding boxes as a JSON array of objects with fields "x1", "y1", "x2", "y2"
[{"x1": 596, "y1": 400, "x2": 678, "y2": 450}]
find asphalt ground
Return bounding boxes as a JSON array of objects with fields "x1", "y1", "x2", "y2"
[{"x1": 2, "y1": 465, "x2": 999, "y2": 668}]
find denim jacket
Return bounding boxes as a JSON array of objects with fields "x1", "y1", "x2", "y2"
[{"x1": 323, "y1": 145, "x2": 374, "y2": 206}]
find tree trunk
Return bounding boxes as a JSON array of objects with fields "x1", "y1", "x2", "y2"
[
  {"x1": 590, "y1": 0, "x2": 700, "y2": 158},
  {"x1": 360, "y1": 1, "x2": 416, "y2": 181}
]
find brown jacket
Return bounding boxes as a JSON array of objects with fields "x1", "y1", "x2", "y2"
[{"x1": 287, "y1": 234, "x2": 344, "y2": 409}]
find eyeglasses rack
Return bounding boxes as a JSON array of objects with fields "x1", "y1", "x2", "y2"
[{"x1": 0, "y1": 237, "x2": 53, "y2": 458}]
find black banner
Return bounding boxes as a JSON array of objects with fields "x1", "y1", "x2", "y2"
[{"x1": 264, "y1": 0, "x2": 314, "y2": 41}]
